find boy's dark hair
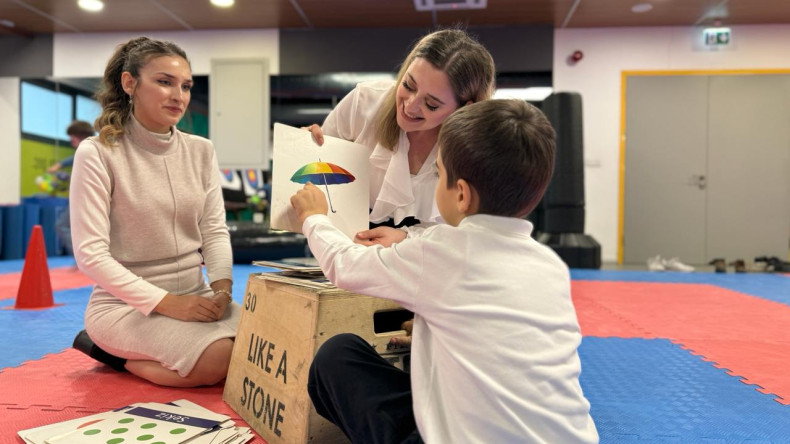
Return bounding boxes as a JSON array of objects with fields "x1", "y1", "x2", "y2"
[
  {"x1": 67, "y1": 120, "x2": 95, "y2": 138},
  {"x1": 438, "y1": 99, "x2": 556, "y2": 218}
]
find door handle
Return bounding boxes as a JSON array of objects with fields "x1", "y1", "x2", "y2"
[{"x1": 688, "y1": 174, "x2": 706, "y2": 190}]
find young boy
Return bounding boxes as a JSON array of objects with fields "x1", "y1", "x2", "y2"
[
  {"x1": 48, "y1": 120, "x2": 95, "y2": 257},
  {"x1": 290, "y1": 99, "x2": 598, "y2": 443}
]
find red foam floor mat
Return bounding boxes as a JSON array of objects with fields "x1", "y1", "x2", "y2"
[
  {"x1": 572, "y1": 293, "x2": 654, "y2": 338},
  {"x1": 0, "y1": 349, "x2": 265, "y2": 443},
  {"x1": 675, "y1": 338, "x2": 790, "y2": 403},
  {"x1": 0, "y1": 267, "x2": 94, "y2": 301},
  {"x1": 573, "y1": 280, "x2": 790, "y2": 404}
]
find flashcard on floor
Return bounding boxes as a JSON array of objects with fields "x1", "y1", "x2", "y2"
[
  {"x1": 19, "y1": 404, "x2": 141, "y2": 444},
  {"x1": 45, "y1": 402, "x2": 228, "y2": 444}
]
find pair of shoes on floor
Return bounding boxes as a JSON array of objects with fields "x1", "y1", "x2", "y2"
[
  {"x1": 647, "y1": 255, "x2": 695, "y2": 272},
  {"x1": 72, "y1": 330, "x2": 128, "y2": 372},
  {"x1": 709, "y1": 258, "x2": 746, "y2": 273},
  {"x1": 709, "y1": 258, "x2": 728, "y2": 273},
  {"x1": 755, "y1": 256, "x2": 790, "y2": 272},
  {"x1": 729, "y1": 259, "x2": 747, "y2": 273}
]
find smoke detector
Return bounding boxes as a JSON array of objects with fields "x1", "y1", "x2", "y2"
[{"x1": 414, "y1": 0, "x2": 487, "y2": 11}]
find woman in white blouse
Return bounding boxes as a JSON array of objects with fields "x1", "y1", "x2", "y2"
[{"x1": 307, "y1": 28, "x2": 496, "y2": 247}]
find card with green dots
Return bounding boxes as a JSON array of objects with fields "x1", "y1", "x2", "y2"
[
  {"x1": 19, "y1": 405, "x2": 138, "y2": 444},
  {"x1": 46, "y1": 402, "x2": 229, "y2": 444}
]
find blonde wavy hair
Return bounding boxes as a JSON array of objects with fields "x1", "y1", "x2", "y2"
[{"x1": 374, "y1": 28, "x2": 496, "y2": 151}]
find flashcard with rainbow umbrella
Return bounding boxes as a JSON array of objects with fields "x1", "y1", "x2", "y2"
[
  {"x1": 290, "y1": 160, "x2": 355, "y2": 213},
  {"x1": 271, "y1": 123, "x2": 370, "y2": 239}
]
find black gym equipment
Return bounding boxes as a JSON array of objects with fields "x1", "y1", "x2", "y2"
[
  {"x1": 229, "y1": 221, "x2": 308, "y2": 264},
  {"x1": 536, "y1": 92, "x2": 601, "y2": 269}
]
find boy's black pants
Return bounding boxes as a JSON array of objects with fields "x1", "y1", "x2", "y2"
[{"x1": 308, "y1": 333, "x2": 424, "y2": 444}]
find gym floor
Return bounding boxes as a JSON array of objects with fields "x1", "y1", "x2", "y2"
[{"x1": 2, "y1": 257, "x2": 789, "y2": 443}]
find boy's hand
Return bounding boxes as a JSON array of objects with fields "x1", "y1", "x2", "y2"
[
  {"x1": 355, "y1": 226, "x2": 407, "y2": 247},
  {"x1": 388, "y1": 318, "x2": 414, "y2": 348},
  {"x1": 291, "y1": 182, "x2": 329, "y2": 224}
]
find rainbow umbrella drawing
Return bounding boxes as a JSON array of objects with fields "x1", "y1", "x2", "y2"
[{"x1": 290, "y1": 160, "x2": 356, "y2": 213}]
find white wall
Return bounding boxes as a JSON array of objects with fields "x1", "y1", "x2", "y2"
[
  {"x1": 54, "y1": 29, "x2": 279, "y2": 77},
  {"x1": 0, "y1": 77, "x2": 21, "y2": 205},
  {"x1": 553, "y1": 24, "x2": 790, "y2": 262}
]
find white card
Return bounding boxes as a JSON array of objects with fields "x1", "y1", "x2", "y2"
[{"x1": 270, "y1": 123, "x2": 370, "y2": 239}]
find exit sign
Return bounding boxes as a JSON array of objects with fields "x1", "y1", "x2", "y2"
[{"x1": 703, "y1": 27, "x2": 732, "y2": 48}]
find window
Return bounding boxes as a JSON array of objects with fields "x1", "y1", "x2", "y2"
[
  {"x1": 21, "y1": 82, "x2": 74, "y2": 142},
  {"x1": 76, "y1": 95, "x2": 101, "y2": 126}
]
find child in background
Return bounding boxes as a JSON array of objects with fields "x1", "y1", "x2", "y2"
[
  {"x1": 290, "y1": 99, "x2": 598, "y2": 443},
  {"x1": 47, "y1": 120, "x2": 94, "y2": 257}
]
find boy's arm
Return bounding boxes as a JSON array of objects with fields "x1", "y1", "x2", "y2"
[{"x1": 291, "y1": 184, "x2": 423, "y2": 309}]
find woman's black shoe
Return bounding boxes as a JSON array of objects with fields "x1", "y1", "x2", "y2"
[{"x1": 72, "y1": 330, "x2": 128, "y2": 372}]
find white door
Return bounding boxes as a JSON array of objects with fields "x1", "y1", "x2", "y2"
[
  {"x1": 624, "y1": 75, "x2": 709, "y2": 264},
  {"x1": 624, "y1": 73, "x2": 790, "y2": 265},
  {"x1": 706, "y1": 75, "x2": 790, "y2": 261}
]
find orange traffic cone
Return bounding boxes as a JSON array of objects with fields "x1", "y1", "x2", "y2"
[{"x1": 14, "y1": 225, "x2": 58, "y2": 310}]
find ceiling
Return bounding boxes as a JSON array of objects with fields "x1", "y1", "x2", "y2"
[{"x1": 1, "y1": 0, "x2": 789, "y2": 37}]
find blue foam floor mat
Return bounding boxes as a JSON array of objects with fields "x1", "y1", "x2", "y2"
[
  {"x1": 0, "y1": 256, "x2": 77, "y2": 274},
  {"x1": 580, "y1": 337, "x2": 790, "y2": 442},
  {"x1": 0, "y1": 263, "x2": 267, "y2": 370},
  {"x1": 0, "y1": 288, "x2": 89, "y2": 369}
]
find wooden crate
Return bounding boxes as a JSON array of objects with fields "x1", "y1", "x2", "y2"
[{"x1": 223, "y1": 273, "x2": 409, "y2": 444}]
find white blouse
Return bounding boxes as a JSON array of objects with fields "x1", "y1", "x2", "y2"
[{"x1": 322, "y1": 80, "x2": 441, "y2": 227}]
